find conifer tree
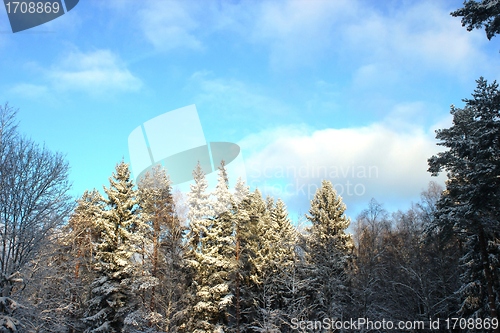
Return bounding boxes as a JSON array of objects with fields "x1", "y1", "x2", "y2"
[
  {"x1": 233, "y1": 189, "x2": 272, "y2": 332},
  {"x1": 233, "y1": 177, "x2": 250, "y2": 205},
  {"x1": 185, "y1": 162, "x2": 234, "y2": 333},
  {"x1": 82, "y1": 161, "x2": 150, "y2": 333},
  {"x1": 231, "y1": 181, "x2": 251, "y2": 333},
  {"x1": 256, "y1": 198, "x2": 299, "y2": 331},
  {"x1": 304, "y1": 180, "x2": 353, "y2": 321},
  {"x1": 186, "y1": 162, "x2": 212, "y2": 255},
  {"x1": 428, "y1": 77, "x2": 500, "y2": 327},
  {"x1": 267, "y1": 199, "x2": 297, "y2": 270},
  {"x1": 212, "y1": 161, "x2": 232, "y2": 217},
  {"x1": 452, "y1": 0, "x2": 500, "y2": 40}
]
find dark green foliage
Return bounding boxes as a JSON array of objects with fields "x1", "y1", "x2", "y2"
[
  {"x1": 428, "y1": 78, "x2": 500, "y2": 325},
  {"x1": 452, "y1": 0, "x2": 500, "y2": 40}
]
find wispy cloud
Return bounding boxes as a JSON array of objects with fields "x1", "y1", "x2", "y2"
[
  {"x1": 98, "y1": 0, "x2": 494, "y2": 75},
  {"x1": 190, "y1": 71, "x2": 289, "y2": 114},
  {"x1": 187, "y1": 71, "x2": 296, "y2": 137},
  {"x1": 138, "y1": 1, "x2": 203, "y2": 51},
  {"x1": 48, "y1": 49, "x2": 142, "y2": 95},
  {"x1": 250, "y1": 0, "x2": 356, "y2": 69},
  {"x1": 135, "y1": 0, "x2": 257, "y2": 52},
  {"x1": 344, "y1": 1, "x2": 488, "y2": 77},
  {"x1": 7, "y1": 83, "x2": 49, "y2": 99},
  {"x1": 246, "y1": 0, "x2": 489, "y2": 74}
]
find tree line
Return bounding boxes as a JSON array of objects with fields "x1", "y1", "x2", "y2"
[{"x1": 0, "y1": 76, "x2": 498, "y2": 333}]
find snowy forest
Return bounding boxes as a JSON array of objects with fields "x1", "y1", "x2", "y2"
[
  {"x1": 1, "y1": 3, "x2": 500, "y2": 332},
  {"x1": 0, "y1": 76, "x2": 499, "y2": 333}
]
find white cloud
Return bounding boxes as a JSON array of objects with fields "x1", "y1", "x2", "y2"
[
  {"x1": 48, "y1": 49, "x2": 142, "y2": 94},
  {"x1": 138, "y1": 1, "x2": 202, "y2": 51},
  {"x1": 187, "y1": 71, "x2": 296, "y2": 136},
  {"x1": 190, "y1": 71, "x2": 287, "y2": 113},
  {"x1": 98, "y1": 0, "x2": 493, "y2": 75},
  {"x1": 102, "y1": 0, "x2": 250, "y2": 52},
  {"x1": 8, "y1": 83, "x2": 49, "y2": 99},
  {"x1": 344, "y1": 1, "x2": 488, "y2": 76},
  {"x1": 240, "y1": 114, "x2": 449, "y2": 217},
  {"x1": 244, "y1": 0, "x2": 491, "y2": 75},
  {"x1": 4, "y1": 82, "x2": 64, "y2": 107},
  {"x1": 251, "y1": 0, "x2": 356, "y2": 68}
]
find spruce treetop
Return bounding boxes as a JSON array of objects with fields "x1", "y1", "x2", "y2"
[
  {"x1": 307, "y1": 180, "x2": 350, "y2": 234},
  {"x1": 188, "y1": 162, "x2": 212, "y2": 223},
  {"x1": 428, "y1": 77, "x2": 500, "y2": 219},
  {"x1": 104, "y1": 160, "x2": 137, "y2": 211}
]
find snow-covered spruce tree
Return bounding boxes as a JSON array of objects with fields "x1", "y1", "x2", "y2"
[
  {"x1": 233, "y1": 177, "x2": 250, "y2": 206},
  {"x1": 428, "y1": 77, "x2": 500, "y2": 327},
  {"x1": 186, "y1": 162, "x2": 213, "y2": 255},
  {"x1": 304, "y1": 180, "x2": 353, "y2": 321},
  {"x1": 266, "y1": 199, "x2": 297, "y2": 276},
  {"x1": 229, "y1": 177, "x2": 249, "y2": 333},
  {"x1": 232, "y1": 189, "x2": 272, "y2": 332},
  {"x1": 82, "y1": 161, "x2": 151, "y2": 333},
  {"x1": 183, "y1": 162, "x2": 212, "y2": 333},
  {"x1": 212, "y1": 161, "x2": 232, "y2": 217},
  {"x1": 184, "y1": 162, "x2": 234, "y2": 333},
  {"x1": 451, "y1": 0, "x2": 500, "y2": 41},
  {"x1": 253, "y1": 198, "x2": 300, "y2": 331}
]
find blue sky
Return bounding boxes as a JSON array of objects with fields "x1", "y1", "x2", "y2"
[{"x1": 1, "y1": 0, "x2": 499, "y2": 221}]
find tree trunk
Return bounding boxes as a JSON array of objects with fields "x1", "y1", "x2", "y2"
[
  {"x1": 235, "y1": 227, "x2": 241, "y2": 333},
  {"x1": 477, "y1": 223, "x2": 499, "y2": 333},
  {"x1": 150, "y1": 214, "x2": 160, "y2": 312}
]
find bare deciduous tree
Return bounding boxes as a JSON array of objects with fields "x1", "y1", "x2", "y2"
[{"x1": 0, "y1": 103, "x2": 73, "y2": 331}]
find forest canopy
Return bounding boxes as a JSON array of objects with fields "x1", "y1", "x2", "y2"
[{"x1": 1, "y1": 75, "x2": 499, "y2": 332}]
